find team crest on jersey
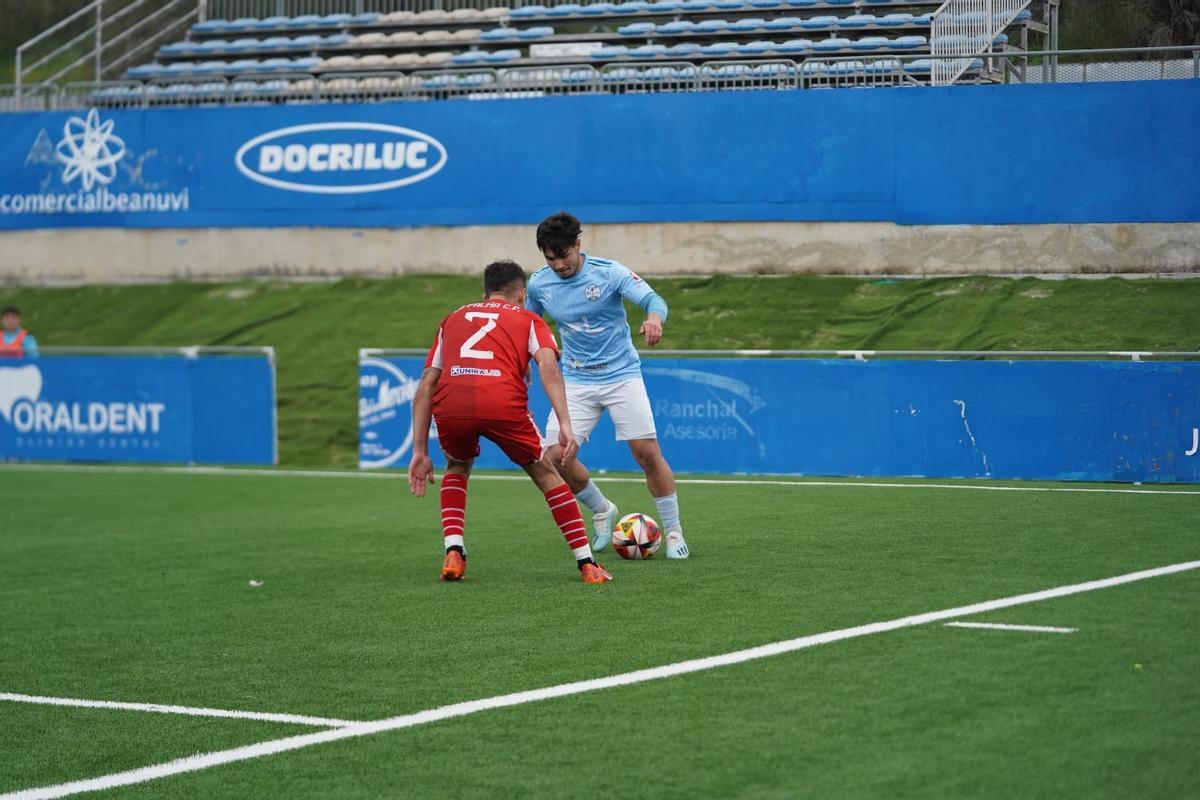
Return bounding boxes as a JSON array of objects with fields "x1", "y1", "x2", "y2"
[{"x1": 584, "y1": 284, "x2": 602, "y2": 302}]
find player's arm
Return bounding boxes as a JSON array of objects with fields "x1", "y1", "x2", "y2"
[
  {"x1": 23, "y1": 333, "x2": 39, "y2": 359},
  {"x1": 534, "y1": 348, "x2": 578, "y2": 466},
  {"x1": 408, "y1": 365, "x2": 440, "y2": 497},
  {"x1": 615, "y1": 267, "x2": 669, "y2": 347}
]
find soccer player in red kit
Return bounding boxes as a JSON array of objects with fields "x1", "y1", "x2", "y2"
[{"x1": 408, "y1": 259, "x2": 613, "y2": 585}]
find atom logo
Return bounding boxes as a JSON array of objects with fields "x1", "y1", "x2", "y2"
[{"x1": 55, "y1": 108, "x2": 126, "y2": 190}]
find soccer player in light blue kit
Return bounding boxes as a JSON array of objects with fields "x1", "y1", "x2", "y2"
[{"x1": 526, "y1": 211, "x2": 690, "y2": 559}]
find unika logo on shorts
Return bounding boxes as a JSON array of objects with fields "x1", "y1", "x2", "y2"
[
  {"x1": 584, "y1": 285, "x2": 602, "y2": 302},
  {"x1": 236, "y1": 122, "x2": 448, "y2": 194}
]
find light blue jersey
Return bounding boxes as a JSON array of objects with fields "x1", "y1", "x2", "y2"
[{"x1": 526, "y1": 254, "x2": 668, "y2": 385}]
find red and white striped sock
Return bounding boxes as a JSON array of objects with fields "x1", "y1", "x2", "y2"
[
  {"x1": 440, "y1": 472, "x2": 468, "y2": 554},
  {"x1": 544, "y1": 483, "x2": 593, "y2": 563}
]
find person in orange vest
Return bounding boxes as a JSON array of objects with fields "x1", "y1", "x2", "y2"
[{"x1": 1, "y1": 306, "x2": 38, "y2": 358}]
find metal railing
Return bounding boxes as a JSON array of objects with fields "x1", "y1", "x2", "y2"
[
  {"x1": 13, "y1": 46, "x2": 1200, "y2": 112},
  {"x1": 16, "y1": 0, "x2": 200, "y2": 91},
  {"x1": 931, "y1": 0, "x2": 1031, "y2": 85},
  {"x1": 360, "y1": 347, "x2": 1200, "y2": 362}
]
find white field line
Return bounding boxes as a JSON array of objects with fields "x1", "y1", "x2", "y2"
[
  {"x1": 3, "y1": 463, "x2": 1199, "y2": 496},
  {"x1": 943, "y1": 622, "x2": 1078, "y2": 634},
  {"x1": 0, "y1": 693, "x2": 358, "y2": 728},
  {"x1": 5, "y1": 559, "x2": 1198, "y2": 800}
]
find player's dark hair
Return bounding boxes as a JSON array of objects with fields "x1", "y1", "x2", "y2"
[
  {"x1": 1, "y1": 306, "x2": 19, "y2": 316},
  {"x1": 483, "y1": 259, "x2": 527, "y2": 295},
  {"x1": 536, "y1": 211, "x2": 582, "y2": 258}
]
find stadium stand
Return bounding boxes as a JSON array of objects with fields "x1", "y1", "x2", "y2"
[{"x1": 83, "y1": 1, "x2": 1038, "y2": 102}]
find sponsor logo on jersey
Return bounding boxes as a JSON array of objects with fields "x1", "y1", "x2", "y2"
[
  {"x1": 584, "y1": 284, "x2": 602, "y2": 302},
  {"x1": 450, "y1": 366, "x2": 502, "y2": 377},
  {"x1": 236, "y1": 122, "x2": 448, "y2": 194}
]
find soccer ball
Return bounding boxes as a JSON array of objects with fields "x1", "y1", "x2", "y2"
[{"x1": 612, "y1": 513, "x2": 662, "y2": 560}]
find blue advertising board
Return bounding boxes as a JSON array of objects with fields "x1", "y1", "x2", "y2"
[
  {"x1": 1, "y1": 80, "x2": 1197, "y2": 230},
  {"x1": 360, "y1": 355, "x2": 1200, "y2": 483},
  {"x1": 0, "y1": 354, "x2": 276, "y2": 465}
]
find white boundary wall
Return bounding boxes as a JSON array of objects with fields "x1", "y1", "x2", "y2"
[{"x1": 1, "y1": 221, "x2": 1198, "y2": 283}]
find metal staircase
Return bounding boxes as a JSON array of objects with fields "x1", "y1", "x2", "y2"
[
  {"x1": 16, "y1": 0, "x2": 201, "y2": 91},
  {"x1": 930, "y1": 0, "x2": 1032, "y2": 86}
]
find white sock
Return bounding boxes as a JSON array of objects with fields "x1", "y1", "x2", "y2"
[
  {"x1": 574, "y1": 480, "x2": 608, "y2": 514},
  {"x1": 572, "y1": 544, "x2": 594, "y2": 562},
  {"x1": 654, "y1": 493, "x2": 682, "y2": 532}
]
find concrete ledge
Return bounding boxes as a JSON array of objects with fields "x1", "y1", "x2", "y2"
[{"x1": 1, "y1": 221, "x2": 1197, "y2": 283}]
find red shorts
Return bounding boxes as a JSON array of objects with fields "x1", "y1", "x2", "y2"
[{"x1": 434, "y1": 413, "x2": 544, "y2": 466}]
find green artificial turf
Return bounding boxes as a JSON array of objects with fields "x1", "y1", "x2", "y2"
[
  {"x1": 2, "y1": 466, "x2": 1197, "y2": 797},
  {"x1": 2, "y1": 275, "x2": 1198, "y2": 468}
]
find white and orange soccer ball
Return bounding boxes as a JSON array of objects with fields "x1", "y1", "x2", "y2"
[{"x1": 612, "y1": 513, "x2": 662, "y2": 560}]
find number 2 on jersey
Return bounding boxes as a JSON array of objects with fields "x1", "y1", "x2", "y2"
[{"x1": 459, "y1": 312, "x2": 499, "y2": 360}]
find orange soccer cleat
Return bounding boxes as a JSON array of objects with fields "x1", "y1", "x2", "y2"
[
  {"x1": 440, "y1": 550, "x2": 466, "y2": 582},
  {"x1": 580, "y1": 562, "x2": 613, "y2": 585}
]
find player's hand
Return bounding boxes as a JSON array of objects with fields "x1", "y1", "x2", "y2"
[
  {"x1": 640, "y1": 313, "x2": 663, "y2": 347},
  {"x1": 408, "y1": 452, "x2": 436, "y2": 497},
  {"x1": 558, "y1": 426, "x2": 579, "y2": 466}
]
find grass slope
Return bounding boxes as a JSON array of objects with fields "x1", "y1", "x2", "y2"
[
  {"x1": 1, "y1": 467, "x2": 1197, "y2": 797},
  {"x1": 2, "y1": 275, "x2": 1199, "y2": 466}
]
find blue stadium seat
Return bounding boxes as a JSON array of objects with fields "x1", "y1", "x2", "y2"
[
  {"x1": 699, "y1": 41, "x2": 738, "y2": 55},
  {"x1": 195, "y1": 59, "x2": 232, "y2": 75},
  {"x1": 782, "y1": 0, "x2": 817, "y2": 5},
  {"x1": 321, "y1": 33, "x2": 351, "y2": 46},
  {"x1": 318, "y1": 14, "x2": 353, "y2": 26},
  {"x1": 349, "y1": 12, "x2": 380, "y2": 24},
  {"x1": 547, "y1": 4, "x2": 583, "y2": 15},
  {"x1": 887, "y1": 35, "x2": 926, "y2": 50},
  {"x1": 561, "y1": 69, "x2": 595, "y2": 84},
  {"x1": 764, "y1": 17, "x2": 803, "y2": 31},
  {"x1": 630, "y1": 44, "x2": 668, "y2": 58},
  {"x1": 162, "y1": 41, "x2": 201, "y2": 55},
  {"x1": 253, "y1": 36, "x2": 292, "y2": 51},
  {"x1": 226, "y1": 38, "x2": 260, "y2": 51},
  {"x1": 712, "y1": 0, "x2": 746, "y2": 9},
  {"x1": 993, "y1": 32, "x2": 1009, "y2": 45},
  {"x1": 591, "y1": 45, "x2": 628, "y2": 59},
  {"x1": 799, "y1": 60, "x2": 828, "y2": 77},
  {"x1": 693, "y1": 19, "x2": 730, "y2": 32},
  {"x1": 828, "y1": 60, "x2": 865, "y2": 75},
  {"x1": 954, "y1": 11, "x2": 987, "y2": 24},
  {"x1": 666, "y1": 42, "x2": 702, "y2": 55},
  {"x1": 903, "y1": 58, "x2": 932, "y2": 74},
  {"x1": 602, "y1": 67, "x2": 638, "y2": 84},
  {"x1": 775, "y1": 38, "x2": 812, "y2": 53},
  {"x1": 737, "y1": 40, "x2": 776, "y2": 54},
  {"x1": 579, "y1": 2, "x2": 616, "y2": 14},
  {"x1": 452, "y1": 50, "x2": 487, "y2": 64},
  {"x1": 291, "y1": 35, "x2": 323, "y2": 47},
  {"x1": 422, "y1": 74, "x2": 456, "y2": 89},
  {"x1": 850, "y1": 36, "x2": 888, "y2": 51},
  {"x1": 457, "y1": 73, "x2": 496, "y2": 88},
  {"x1": 650, "y1": 0, "x2": 682, "y2": 11},
  {"x1": 198, "y1": 39, "x2": 232, "y2": 52},
  {"x1": 258, "y1": 16, "x2": 290, "y2": 28},
  {"x1": 511, "y1": 5, "x2": 547, "y2": 17},
  {"x1": 932, "y1": 34, "x2": 969, "y2": 48},
  {"x1": 751, "y1": 63, "x2": 795, "y2": 78},
  {"x1": 285, "y1": 15, "x2": 322, "y2": 28},
  {"x1": 483, "y1": 49, "x2": 521, "y2": 63},
  {"x1": 128, "y1": 63, "x2": 164, "y2": 78},
  {"x1": 1005, "y1": 9, "x2": 1032, "y2": 22},
  {"x1": 812, "y1": 37, "x2": 851, "y2": 52},
  {"x1": 707, "y1": 64, "x2": 752, "y2": 79},
  {"x1": 680, "y1": 0, "x2": 715, "y2": 8},
  {"x1": 877, "y1": 13, "x2": 912, "y2": 27},
  {"x1": 481, "y1": 27, "x2": 519, "y2": 40},
  {"x1": 748, "y1": 0, "x2": 783, "y2": 7},
  {"x1": 226, "y1": 17, "x2": 259, "y2": 31},
  {"x1": 517, "y1": 26, "x2": 556, "y2": 39},
  {"x1": 800, "y1": 16, "x2": 838, "y2": 30},
  {"x1": 863, "y1": 58, "x2": 901, "y2": 73},
  {"x1": 193, "y1": 19, "x2": 229, "y2": 33},
  {"x1": 254, "y1": 57, "x2": 295, "y2": 72},
  {"x1": 619, "y1": 22, "x2": 657, "y2": 35},
  {"x1": 228, "y1": 58, "x2": 261, "y2": 73},
  {"x1": 913, "y1": 13, "x2": 933, "y2": 25},
  {"x1": 164, "y1": 61, "x2": 199, "y2": 75},
  {"x1": 730, "y1": 18, "x2": 767, "y2": 32},
  {"x1": 826, "y1": 0, "x2": 854, "y2": 5},
  {"x1": 839, "y1": 14, "x2": 876, "y2": 28},
  {"x1": 658, "y1": 21, "x2": 695, "y2": 34}
]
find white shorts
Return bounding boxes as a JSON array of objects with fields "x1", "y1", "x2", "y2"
[{"x1": 544, "y1": 377, "x2": 657, "y2": 445}]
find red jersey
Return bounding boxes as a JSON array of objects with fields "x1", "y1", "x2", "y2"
[{"x1": 425, "y1": 300, "x2": 559, "y2": 420}]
